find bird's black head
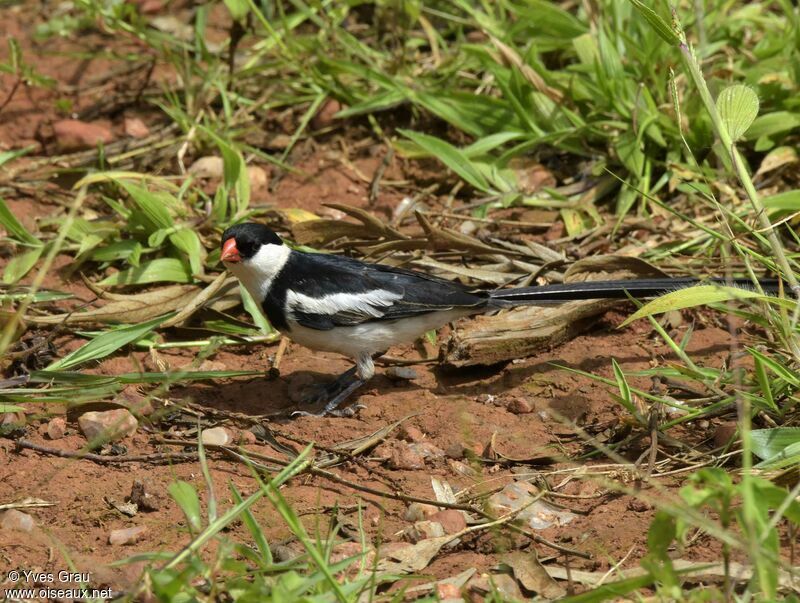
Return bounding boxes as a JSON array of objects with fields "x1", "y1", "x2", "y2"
[{"x1": 220, "y1": 223, "x2": 283, "y2": 263}]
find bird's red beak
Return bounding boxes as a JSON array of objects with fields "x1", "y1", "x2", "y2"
[{"x1": 220, "y1": 238, "x2": 241, "y2": 263}]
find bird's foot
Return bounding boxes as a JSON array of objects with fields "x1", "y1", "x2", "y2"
[
  {"x1": 292, "y1": 368, "x2": 366, "y2": 418},
  {"x1": 297, "y1": 366, "x2": 357, "y2": 405}
]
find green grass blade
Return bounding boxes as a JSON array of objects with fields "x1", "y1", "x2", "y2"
[{"x1": 47, "y1": 314, "x2": 170, "y2": 371}]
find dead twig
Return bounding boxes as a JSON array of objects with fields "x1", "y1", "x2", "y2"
[{"x1": 16, "y1": 439, "x2": 198, "y2": 465}]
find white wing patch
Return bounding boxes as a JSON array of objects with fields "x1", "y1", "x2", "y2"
[{"x1": 286, "y1": 289, "x2": 402, "y2": 319}]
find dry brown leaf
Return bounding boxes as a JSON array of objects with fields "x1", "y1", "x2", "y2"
[
  {"x1": 415, "y1": 211, "x2": 516, "y2": 256},
  {"x1": 4, "y1": 284, "x2": 200, "y2": 325},
  {"x1": 502, "y1": 551, "x2": 565, "y2": 598},
  {"x1": 565, "y1": 255, "x2": 669, "y2": 281}
]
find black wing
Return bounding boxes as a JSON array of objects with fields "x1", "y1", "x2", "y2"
[{"x1": 264, "y1": 252, "x2": 488, "y2": 331}]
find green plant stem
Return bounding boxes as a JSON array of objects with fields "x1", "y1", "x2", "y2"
[{"x1": 0, "y1": 187, "x2": 87, "y2": 357}]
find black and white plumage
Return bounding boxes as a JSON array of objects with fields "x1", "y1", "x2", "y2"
[{"x1": 221, "y1": 222, "x2": 780, "y2": 416}]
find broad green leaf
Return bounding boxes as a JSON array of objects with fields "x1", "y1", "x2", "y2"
[
  {"x1": 621, "y1": 286, "x2": 763, "y2": 326},
  {"x1": 0, "y1": 404, "x2": 24, "y2": 413},
  {"x1": 168, "y1": 480, "x2": 203, "y2": 532},
  {"x1": 763, "y1": 190, "x2": 800, "y2": 211},
  {"x1": 2, "y1": 246, "x2": 44, "y2": 284},
  {"x1": 116, "y1": 180, "x2": 174, "y2": 233},
  {"x1": 239, "y1": 283, "x2": 273, "y2": 335},
  {"x1": 716, "y1": 85, "x2": 759, "y2": 141},
  {"x1": 0, "y1": 197, "x2": 41, "y2": 246},
  {"x1": 47, "y1": 314, "x2": 169, "y2": 371},
  {"x1": 751, "y1": 427, "x2": 800, "y2": 462},
  {"x1": 200, "y1": 127, "x2": 250, "y2": 215},
  {"x1": 222, "y1": 0, "x2": 249, "y2": 21},
  {"x1": 399, "y1": 129, "x2": 489, "y2": 192},
  {"x1": 745, "y1": 111, "x2": 800, "y2": 140},
  {"x1": 169, "y1": 228, "x2": 205, "y2": 276},
  {"x1": 98, "y1": 258, "x2": 193, "y2": 286}
]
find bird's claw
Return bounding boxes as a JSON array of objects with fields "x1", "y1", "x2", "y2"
[{"x1": 291, "y1": 403, "x2": 366, "y2": 419}]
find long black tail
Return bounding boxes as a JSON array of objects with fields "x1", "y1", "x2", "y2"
[{"x1": 489, "y1": 278, "x2": 782, "y2": 306}]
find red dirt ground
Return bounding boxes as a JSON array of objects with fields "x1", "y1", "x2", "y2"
[{"x1": 0, "y1": 3, "x2": 786, "y2": 600}]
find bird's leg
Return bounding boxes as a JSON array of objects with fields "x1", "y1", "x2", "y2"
[{"x1": 292, "y1": 353, "x2": 375, "y2": 418}]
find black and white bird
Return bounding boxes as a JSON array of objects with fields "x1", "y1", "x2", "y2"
[{"x1": 220, "y1": 222, "x2": 779, "y2": 416}]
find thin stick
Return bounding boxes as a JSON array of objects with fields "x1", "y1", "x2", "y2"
[{"x1": 16, "y1": 439, "x2": 198, "y2": 465}]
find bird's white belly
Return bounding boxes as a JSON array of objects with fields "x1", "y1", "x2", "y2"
[{"x1": 284, "y1": 309, "x2": 470, "y2": 357}]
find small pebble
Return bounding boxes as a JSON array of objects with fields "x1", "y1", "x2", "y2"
[
  {"x1": 46, "y1": 417, "x2": 67, "y2": 440},
  {"x1": 506, "y1": 397, "x2": 533, "y2": 414},
  {"x1": 247, "y1": 166, "x2": 269, "y2": 192},
  {"x1": 78, "y1": 409, "x2": 138, "y2": 444},
  {"x1": 108, "y1": 525, "x2": 148, "y2": 545},
  {"x1": 188, "y1": 155, "x2": 223, "y2": 179},
  {"x1": 311, "y1": 98, "x2": 342, "y2": 129},
  {"x1": 0, "y1": 510, "x2": 35, "y2": 532},
  {"x1": 444, "y1": 443, "x2": 465, "y2": 459},
  {"x1": 385, "y1": 366, "x2": 418, "y2": 381},
  {"x1": 403, "y1": 502, "x2": 438, "y2": 522},
  {"x1": 430, "y1": 509, "x2": 467, "y2": 534},
  {"x1": 123, "y1": 116, "x2": 150, "y2": 138},
  {"x1": 200, "y1": 426, "x2": 232, "y2": 446},
  {"x1": 436, "y1": 583, "x2": 462, "y2": 600},
  {"x1": 129, "y1": 479, "x2": 161, "y2": 512},
  {"x1": 714, "y1": 421, "x2": 738, "y2": 448},
  {"x1": 399, "y1": 424, "x2": 424, "y2": 442},
  {"x1": 388, "y1": 443, "x2": 425, "y2": 470},
  {"x1": 404, "y1": 520, "x2": 444, "y2": 543},
  {"x1": 238, "y1": 429, "x2": 257, "y2": 445}
]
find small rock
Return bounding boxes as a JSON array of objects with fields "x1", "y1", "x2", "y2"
[
  {"x1": 46, "y1": 417, "x2": 67, "y2": 440},
  {"x1": 408, "y1": 441, "x2": 445, "y2": 460},
  {"x1": 404, "y1": 520, "x2": 444, "y2": 543},
  {"x1": 247, "y1": 165, "x2": 269, "y2": 192},
  {"x1": 0, "y1": 510, "x2": 35, "y2": 532},
  {"x1": 197, "y1": 359, "x2": 227, "y2": 372},
  {"x1": 628, "y1": 499, "x2": 651, "y2": 513},
  {"x1": 267, "y1": 134, "x2": 293, "y2": 150},
  {"x1": 388, "y1": 443, "x2": 425, "y2": 470},
  {"x1": 78, "y1": 409, "x2": 138, "y2": 444},
  {"x1": 129, "y1": 479, "x2": 160, "y2": 512},
  {"x1": 487, "y1": 481, "x2": 576, "y2": 530},
  {"x1": 404, "y1": 502, "x2": 438, "y2": 522},
  {"x1": 507, "y1": 397, "x2": 533, "y2": 414},
  {"x1": 200, "y1": 426, "x2": 232, "y2": 446},
  {"x1": 188, "y1": 155, "x2": 224, "y2": 179},
  {"x1": 445, "y1": 443, "x2": 465, "y2": 459},
  {"x1": 399, "y1": 424, "x2": 425, "y2": 442},
  {"x1": 448, "y1": 459, "x2": 478, "y2": 477},
  {"x1": 123, "y1": 116, "x2": 150, "y2": 138},
  {"x1": 54, "y1": 119, "x2": 113, "y2": 152},
  {"x1": 430, "y1": 509, "x2": 467, "y2": 534},
  {"x1": 108, "y1": 525, "x2": 148, "y2": 545},
  {"x1": 312, "y1": 98, "x2": 342, "y2": 129},
  {"x1": 436, "y1": 583, "x2": 462, "y2": 600},
  {"x1": 385, "y1": 366, "x2": 418, "y2": 381},
  {"x1": 119, "y1": 386, "x2": 153, "y2": 416},
  {"x1": 714, "y1": 421, "x2": 738, "y2": 448},
  {"x1": 238, "y1": 429, "x2": 257, "y2": 445},
  {"x1": 476, "y1": 393, "x2": 496, "y2": 405}
]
